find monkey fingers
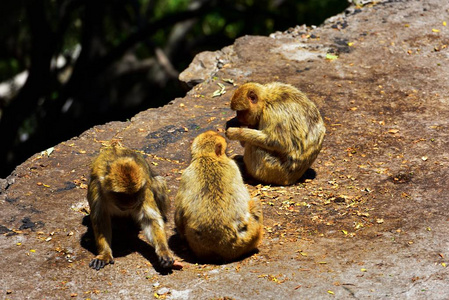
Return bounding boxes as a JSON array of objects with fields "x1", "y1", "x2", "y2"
[
  {"x1": 89, "y1": 257, "x2": 114, "y2": 270},
  {"x1": 225, "y1": 127, "x2": 241, "y2": 140},
  {"x1": 158, "y1": 254, "x2": 175, "y2": 269}
]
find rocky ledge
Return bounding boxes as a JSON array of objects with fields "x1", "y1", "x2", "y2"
[{"x1": 1, "y1": 0, "x2": 449, "y2": 298}]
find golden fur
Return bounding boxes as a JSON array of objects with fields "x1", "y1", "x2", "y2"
[
  {"x1": 226, "y1": 82, "x2": 326, "y2": 185},
  {"x1": 174, "y1": 131, "x2": 263, "y2": 262}
]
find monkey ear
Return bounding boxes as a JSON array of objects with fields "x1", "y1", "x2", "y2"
[
  {"x1": 247, "y1": 90, "x2": 258, "y2": 104},
  {"x1": 215, "y1": 143, "x2": 223, "y2": 156}
]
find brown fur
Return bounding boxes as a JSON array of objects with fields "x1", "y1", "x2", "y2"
[
  {"x1": 174, "y1": 131, "x2": 263, "y2": 262},
  {"x1": 87, "y1": 143, "x2": 173, "y2": 270},
  {"x1": 226, "y1": 82, "x2": 326, "y2": 185}
]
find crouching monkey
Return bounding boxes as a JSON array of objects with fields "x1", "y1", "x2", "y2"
[
  {"x1": 226, "y1": 82, "x2": 326, "y2": 185},
  {"x1": 87, "y1": 142, "x2": 174, "y2": 270}
]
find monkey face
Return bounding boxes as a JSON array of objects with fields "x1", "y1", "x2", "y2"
[
  {"x1": 236, "y1": 108, "x2": 259, "y2": 128},
  {"x1": 110, "y1": 191, "x2": 142, "y2": 211},
  {"x1": 230, "y1": 83, "x2": 264, "y2": 128},
  {"x1": 236, "y1": 110, "x2": 250, "y2": 125}
]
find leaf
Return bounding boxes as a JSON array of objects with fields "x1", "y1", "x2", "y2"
[
  {"x1": 212, "y1": 82, "x2": 227, "y2": 97},
  {"x1": 212, "y1": 89, "x2": 223, "y2": 97},
  {"x1": 326, "y1": 53, "x2": 338, "y2": 60},
  {"x1": 432, "y1": 28, "x2": 440, "y2": 33},
  {"x1": 342, "y1": 230, "x2": 348, "y2": 235},
  {"x1": 388, "y1": 129, "x2": 399, "y2": 134},
  {"x1": 327, "y1": 290, "x2": 335, "y2": 295},
  {"x1": 40, "y1": 147, "x2": 55, "y2": 157},
  {"x1": 361, "y1": 268, "x2": 367, "y2": 272},
  {"x1": 172, "y1": 260, "x2": 184, "y2": 270},
  {"x1": 222, "y1": 78, "x2": 236, "y2": 86}
]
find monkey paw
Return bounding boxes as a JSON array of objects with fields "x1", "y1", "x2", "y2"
[
  {"x1": 225, "y1": 127, "x2": 239, "y2": 140},
  {"x1": 159, "y1": 255, "x2": 174, "y2": 269},
  {"x1": 89, "y1": 257, "x2": 114, "y2": 270}
]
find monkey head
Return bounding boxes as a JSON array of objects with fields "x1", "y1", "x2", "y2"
[
  {"x1": 230, "y1": 83, "x2": 265, "y2": 128},
  {"x1": 102, "y1": 158, "x2": 147, "y2": 210},
  {"x1": 191, "y1": 131, "x2": 227, "y2": 157}
]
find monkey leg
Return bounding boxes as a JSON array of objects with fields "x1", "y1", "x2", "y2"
[
  {"x1": 174, "y1": 206, "x2": 186, "y2": 239},
  {"x1": 242, "y1": 146, "x2": 288, "y2": 185}
]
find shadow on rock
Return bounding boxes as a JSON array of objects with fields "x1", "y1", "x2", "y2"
[
  {"x1": 168, "y1": 231, "x2": 259, "y2": 266},
  {"x1": 80, "y1": 215, "x2": 173, "y2": 274},
  {"x1": 231, "y1": 154, "x2": 317, "y2": 186}
]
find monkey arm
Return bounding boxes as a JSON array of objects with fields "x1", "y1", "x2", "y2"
[
  {"x1": 138, "y1": 196, "x2": 174, "y2": 269},
  {"x1": 151, "y1": 175, "x2": 169, "y2": 220},
  {"x1": 88, "y1": 196, "x2": 114, "y2": 270},
  {"x1": 226, "y1": 127, "x2": 284, "y2": 153}
]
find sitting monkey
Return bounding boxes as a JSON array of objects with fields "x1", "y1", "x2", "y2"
[{"x1": 174, "y1": 131, "x2": 263, "y2": 262}]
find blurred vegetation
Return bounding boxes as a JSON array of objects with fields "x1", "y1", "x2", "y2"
[{"x1": 0, "y1": 0, "x2": 348, "y2": 177}]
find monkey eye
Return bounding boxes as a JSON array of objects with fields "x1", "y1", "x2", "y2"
[{"x1": 248, "y1": 91, "x2": 258, "y2": 104}]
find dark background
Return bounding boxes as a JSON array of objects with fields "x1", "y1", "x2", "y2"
[{"x1": 0, "y1": 0, "x2": 349, "y2": 178}]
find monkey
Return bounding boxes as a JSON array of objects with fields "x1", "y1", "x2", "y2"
[
  {"x1": 87, "y1": 142, "x2": 174, "y2": 270},
  {"x1": 226, "y1": 82, "x2": 325, "y2": 185},
  {"x1": 174, "y1": 131, "x2": 263, "y2": 262}
]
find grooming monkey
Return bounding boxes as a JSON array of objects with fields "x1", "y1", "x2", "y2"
[
  {"x1": 87, "y1": 142, "x2": 174, "y2": 270},
  {"x1": 226, "y1": 82, "x2": 325, "y2": 185},
  {"x1": 174, "y1": 131, "x2": 263, "y2": 262}
]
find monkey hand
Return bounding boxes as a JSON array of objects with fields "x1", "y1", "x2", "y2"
[
  {"x1": 159, "y1": 253, "x2": 175, "y2": 269},
  {"x1": 225, "y1": 127, "x2": 241, "y2": 140},
  {"x1": 89, "y1": 255, "x2": 115, "y2": 270}
]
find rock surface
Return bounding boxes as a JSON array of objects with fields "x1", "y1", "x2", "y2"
[{"x1": 1, "y1": 0, "x2": 449, "y2": 298}]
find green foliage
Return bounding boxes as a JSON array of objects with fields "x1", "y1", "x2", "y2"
[{"x1": 0, "y1": 0, "x2": 349, "y2": 177}]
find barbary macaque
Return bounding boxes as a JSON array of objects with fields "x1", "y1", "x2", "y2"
[
  {"x1": 174, "y1": 131, "x2": 263, "y2": 262},
  {"x1": 226, "y1": 82, "x2": 325, "y2": 185},
  {"x1": 87, "y1": 142, "x2": 174, "y2": 270}
]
